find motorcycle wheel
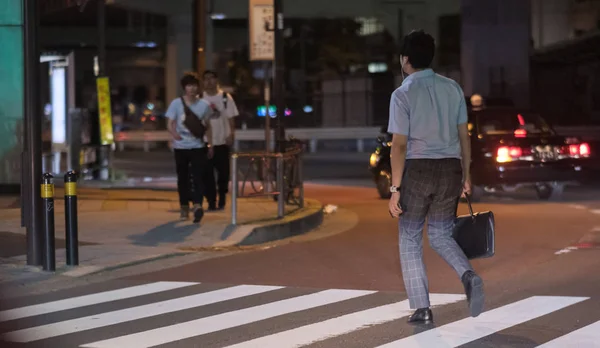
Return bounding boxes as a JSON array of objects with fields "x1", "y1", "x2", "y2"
[{"x1": 376, "y1": 171, "x2": 392, "y2": 199}]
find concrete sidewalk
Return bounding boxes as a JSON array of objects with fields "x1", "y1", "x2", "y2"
[{"x1": 0, "y1": 186, "x2": 323, "y2": 284}]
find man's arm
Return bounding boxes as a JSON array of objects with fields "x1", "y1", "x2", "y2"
[
  {"x1": 387, "y1": 89, "x2": 410, "y2": 216},
  {"x1": 167, "y1": 119, "x2": 179, "y2": 139},
  {"x1": 228, "y1": 118, "x2": 235, "y2": 138},
  {"x1": 165, "y1": 100, "x2": 181, "y2": 140},
  {"x1": 457, "y1": 89, "x2": 471, "y2": 191},
  {"x1": 458, "y1": 123, "x2": 471, "y2": 182},
  {"x1": 226, "y1": 94, "x2": 239, "y2": 141},
  {"x1": 203, "y1": 108, "x2": 213, "y2": 146},
  {"x1": 388, "y1": 89, "x2": 410, "y2": 188},
  {"x1": 391, "y1": 134, "x2": 408, "y2": 187}
]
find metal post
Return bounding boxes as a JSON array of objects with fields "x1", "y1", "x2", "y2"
[
  {"x1": 64, "y1": 171, "x2": 79, "y2": 266},
  {"x1": 67, "y1": 109, "x2": 82, "y2": 174},
  {"x1": 20, "y1": 152, "x2": 27, "y2": 229},
  {"x1": 263, "y1": 63, "x2": 271, "y2": 193},
  {"x1": 273, "y1": 0, "x2": 286, "y2": 152},
  {"x1": 24, "y1": 0, "x2": 44, "y2": 266},
  {"x1": 297, "y1": 151, "x2": 304, "y2": 208},
  {"x1": 96, "y1": 0, "x2": 110, "y2": 180},
  {"x1": 193, "y1": 0, "x2": 206, "y2": 73},
  {"x1": 41, "y1": 173, "x2": 55, "y2": 272},
  {"x1": 205, "y1": 0, "x2": 214, "y2": 70},
  {"x1": 231, "y1": 154, "x2": 238, "y2": 225},
  {"x1": 97, "y1": 0, "x2": 106, "y2": 76},
  {"x1": 276, "y1": 155, "x2": 284, "y2": 218},
  {"x1": 264, "y1": 63, "x2": 271, "y2": 153}
]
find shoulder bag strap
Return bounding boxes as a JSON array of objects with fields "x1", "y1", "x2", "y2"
[{"x1": 180, "y1": 96, "x2": 200, "y2": 119}]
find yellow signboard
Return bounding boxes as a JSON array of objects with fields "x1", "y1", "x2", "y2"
[{"x1": 96, "y1": 77, "x2": 114, "y2": 145}]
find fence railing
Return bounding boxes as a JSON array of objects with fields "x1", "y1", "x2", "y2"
[
  {"x1": 114, "y1": 126, "x2": 600, "y2": 154},
  {"x1": 230, "y1": 143, "x2": 304, "y2": 225}
]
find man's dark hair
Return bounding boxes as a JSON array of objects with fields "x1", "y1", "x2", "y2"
[
  {"x1": 399, "y1": 30, "x2": 435, "y2": 69},
  {"x1": 203, "y1": 70, "x2": 218, "y2": 79},
  {"x1": 180, "y1": 71, "x2": 200, "y2": 89}
]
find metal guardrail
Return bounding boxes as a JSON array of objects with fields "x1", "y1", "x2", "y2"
[
  {"x1": 230, "y1": 145, "x2": 304, "y2": 225},
  {"x1": 114, "y1": 126, "x2": 600, "y2": 153}
]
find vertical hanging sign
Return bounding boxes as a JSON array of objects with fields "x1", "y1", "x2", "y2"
[
  {"x1": 96, "y1": 77, "x2": 114, "y2": 145},
  {"x1": 249, "y1": 0, "x2": 274, "y2": 61}
]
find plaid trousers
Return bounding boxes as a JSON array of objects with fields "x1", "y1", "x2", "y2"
[{"x1": 398, "y1": 158, "x2": 473, "y2": 309}]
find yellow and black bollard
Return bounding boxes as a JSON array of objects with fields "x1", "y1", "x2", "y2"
[
  {"x1": 64, "y1": 171, "x2": 79, "y2": 266},
  {"x1": 41, "y1": 173, "x2": 55, "y2": 271}
]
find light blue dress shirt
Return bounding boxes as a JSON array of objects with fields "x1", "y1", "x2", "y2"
[{"x1": 387, "y1": 69, "x2": 467, "y2": 159}]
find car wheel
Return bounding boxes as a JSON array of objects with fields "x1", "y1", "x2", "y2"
[
  {"x1": 376, "y1": 171, "x2": 392, "y2": 199},
  {"x1": 549, "y1": 183, "x2": 565, "y2": 200},
  {"x1": 538, "y1": 182, "x2": 565, "y2": 201},
  {"x1": 535, "y1": 183, "x2": 553, "y2": 200}
]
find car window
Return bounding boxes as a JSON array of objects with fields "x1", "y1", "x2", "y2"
[{"x1": 475, "y1": 110, "x2": 554, "y2": 135}]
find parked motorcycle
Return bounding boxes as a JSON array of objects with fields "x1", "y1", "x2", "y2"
[{"x1": 368, "y1": 126, "x2": 393, "y2": 199}]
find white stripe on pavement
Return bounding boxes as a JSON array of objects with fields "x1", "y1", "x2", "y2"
[
  {"x1": 375, "y1": 296, "x2": 589, "y2": 348},
  {"x1": 1, "y1": 284, "x2": 282, "y2": 343},
  {"x1": 80, "y1": 289, "x2": 377, "y2": 348},
  {"x1": 223, "y1": 293, "x2": 465, "y2": 348},
  {"x1": 0, "y1": 281, "x2": 197, "y2": 322},
  {"x1": 535, "y1": 320, "x2": 600, "y2": 347}
]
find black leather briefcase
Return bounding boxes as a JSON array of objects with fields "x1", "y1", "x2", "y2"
[{"x1": 452, "y1": 193, "x2": 495, "y2": 259}]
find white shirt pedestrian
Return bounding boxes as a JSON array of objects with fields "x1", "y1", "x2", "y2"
[{"x1": 202, "y1": 90, "x2": 239, "y2": 146}]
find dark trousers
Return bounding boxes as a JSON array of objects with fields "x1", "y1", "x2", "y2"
[
  {"x1": 203, "y1": 145, "x2": 230, "y2": 207},
  {"x1": 174, "y1": 148, "x2": 208, "y2": 207},
  {"x1": 398, "y1": 158, "x2": 473, "y2": 309}
]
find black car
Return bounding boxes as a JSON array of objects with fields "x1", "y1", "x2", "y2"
[{"x1": 369, "y1": 107, "x2": 597, "y2": 201}]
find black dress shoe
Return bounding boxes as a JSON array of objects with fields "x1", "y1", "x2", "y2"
[
  {"x1": 192, "y1": 206, "x2": 204, "y2": 224},
  {"x1": 407, "y1": 308, "x2": 433, "y2": 324},
  {"x1": 462, "y1": 270, "x2": 485, "y2": 317}
]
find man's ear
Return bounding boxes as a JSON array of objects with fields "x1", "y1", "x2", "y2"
[{"x1": 401, "y1": 55, "x2": 409, "y2": 66}]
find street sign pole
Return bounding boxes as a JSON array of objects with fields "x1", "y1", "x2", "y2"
[
  {"x1": 96, "y1": 0, "x2": 113, "y2": 181},
  {"x1": 23, "y1": 0, "x2": 44, "y2": 266},
  {"x1": 272, "y1": 0, "x2": 285, "y2": 152},
  {"x1": 249, "y1": 0, "x2": 283, "y2": 152}
]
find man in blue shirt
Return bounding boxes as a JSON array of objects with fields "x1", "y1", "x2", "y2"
[
  {"x1": 165, "y1": 72, "x2": 213, "y2": 223},
  {"x1": 387, "y1": 30, "x2": 484, "y2": 324}
]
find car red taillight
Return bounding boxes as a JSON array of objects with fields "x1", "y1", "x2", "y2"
[
  {"x1": 496, "y1": 146, "x2": 523, "y2": 163},
  {"x1": 514, "y1": 129, "x2": 527, "y2": 138},
  {"x1": 566, "y1": 143, "x2": 591, "y2": 157},
  {"x1": 580, "y1": 143, "x2": 591, "y2": 156}
]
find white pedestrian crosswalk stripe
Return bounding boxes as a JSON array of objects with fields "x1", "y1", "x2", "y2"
[
  {"x1": 80, "y1": 288, "x2": 377, "y2": 348},
  {"x1": 0, "y1": 281, "x2": 597, "y2": 348},
  {"x1": 374, "y1": 296, "x2": 589, "y2": 348},
  {"x1": 0, "y1": 281, "x2": 197, "y2": 322},
  {"x1": 2, "y1": 284, "x2": 282, "y2": 343},
  {"x1": 534, "y1": 320, "x2": 600, "y2": 347},
  {"x1": 222, "y1": 294, "x2": 465, "y2": 348}
]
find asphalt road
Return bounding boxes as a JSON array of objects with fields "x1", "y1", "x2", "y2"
[{"x1": 2, "y1": 178, "x2": 600, "y2": 347}]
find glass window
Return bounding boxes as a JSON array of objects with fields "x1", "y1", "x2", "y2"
[{"x1": 476, "y1": 109, "x2": 554, "y2": 135}]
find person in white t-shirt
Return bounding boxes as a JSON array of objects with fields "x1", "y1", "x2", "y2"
[
  {"x1": 164, "y1": 71, "x2": 212, "y2": 223},
  {"x1": 201, "y1": 70, "x2": 239, "y2": 210}
]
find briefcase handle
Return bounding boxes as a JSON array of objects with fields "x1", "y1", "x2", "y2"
[{"x1": 463, "y1": 191, "x2": 475, "y2": 220}]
